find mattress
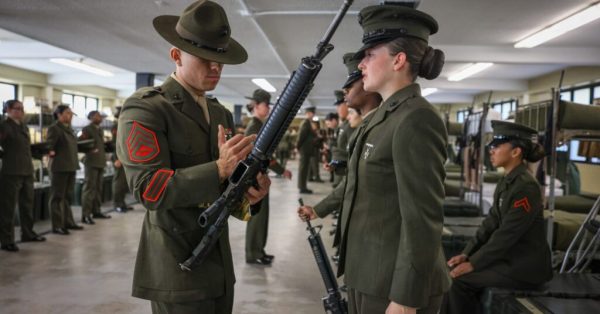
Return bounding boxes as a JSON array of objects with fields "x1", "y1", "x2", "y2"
[
  {"x1": 554, "y1": 194, "x2": 598, "y2": 214},
  {"x1": 516, "y1": 100, "x2": 600, "y2": 132}
]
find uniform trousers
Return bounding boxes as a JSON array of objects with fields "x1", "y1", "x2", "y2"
[
  {"x1": 150, "y1": 284, "x2": 234, "y2": 314},
  {"x1": 112, "y1": 165, "x2": 129, "y2": 208},
  {"x1": 82, "y1": 166, "x2": 104, "y2": 217},
  {"x1": 297, "y1": 151, "x2": 310, "y2": 190},
  {"x1": 49, "y1": 171, "x2": 77, "y2": 229},
  {"x1": 0, "y1": 174, "x2": 36, "y2": 244},
  {"x1": 245, "y1": 195, "x2": 269, "y2": 260},
  {"x1": 440, "y1": 269, "x2": 538, "y2": 314},
  {"x1": 347, "y1": 287, "x2": 443, "y2": 314}
]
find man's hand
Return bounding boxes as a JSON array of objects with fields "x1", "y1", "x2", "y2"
[
  {"x1": 323, "y1": 163, "x2": 333, "y2": 172},
  {"x1": 245, "y1": 172, "x2": 271, "y2": 205},
  {"x1": 49, "y1": 150, "x2": 56, "y2": 157},
  {"x1": 447, "y1": 254, "x2": 468, "y2": 268},
  {"x1": 114, "y1": 159, "x2": 122, "y2": 168},
  {"x1": 386, "y1": 302, "x2": 416, "y2": 314},
  {"x1": 449, "y1": 261, "x2": 474, "y2": 278},
  {"x1": 297, "y1": 205, "x2": 317, "y2": 221},
  {"x1": 216, "y1": 124, "x2": 256, "y2": 182},
  {"x1": 282, "y1": 169, "x2": 292, "y2": 180}
]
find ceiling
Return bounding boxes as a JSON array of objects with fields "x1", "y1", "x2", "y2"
[{"x1": 0, "y1": 0, "x2": 599, "y2": 114}]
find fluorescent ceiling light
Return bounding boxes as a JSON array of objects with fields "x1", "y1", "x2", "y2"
[
  {"x1": 251, "y1": 78, "x2": 276, "y2": 92},
  {"x1": 421, "y1": 88, "x2": 438, "y2": 97},
  {"x1": 448, "y1": 63, "x2": 493, "y2": 82},
  {"x1": 50, "y1": 58, "x2": 114, "y2": 77},
  {"x1": 515, "y1": 3, "x2": 600, "y2": 48}
]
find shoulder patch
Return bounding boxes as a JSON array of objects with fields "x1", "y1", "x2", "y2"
[
  {"x1": 513, "y1": 197, "x2": 531, "y2": 213},
  {"x1": 127, "y1": 121, "x2": 160, "y2": 163},
  {"x1": 143, "y1": 169, "x2": 174, "y2": 202}
]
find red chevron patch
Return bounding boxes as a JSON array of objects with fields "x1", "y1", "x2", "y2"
[
  {"x1": 143, "y1": 169, "x2": 174, "y2": 202},
  {"x1": 127, "y1": 121, "x2": 159, "y2": 163},
  {"x1": 513, "y1": 197, "x2": 531, "y2": 213}
]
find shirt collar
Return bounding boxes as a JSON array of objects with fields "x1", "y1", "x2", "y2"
[{"x1": 171, "y1": 72, "x2": 205, "y2": 104}]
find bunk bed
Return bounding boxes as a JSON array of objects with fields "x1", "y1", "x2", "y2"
[{"x1": 516, "y1": 96, "x2": 600, "y2": 249}]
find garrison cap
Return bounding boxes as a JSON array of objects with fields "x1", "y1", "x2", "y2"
[
  {"x1": 153, "y1": 0, "x2": 248, "y2": 64},
  {"x1": 355, "y1": 4, "x2": 439, "y2": 58},
  {"x1": 334, "y1": 90, "x2": 345, "y2": 106},
  {"x1": 245, "y1": 88, "x2": 272, "y2": 105},
  {"x1": 342, "y1": 52, "x2": 362, "y2": 89},
  {"x1": 488, "y1": 120, "x2": 537, "y2": 147},
  {"x1": 304, "y1": 105, "x2": 316, "y2": 113}
]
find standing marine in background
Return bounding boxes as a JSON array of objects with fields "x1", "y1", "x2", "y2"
[
  {"x1": 111, "y1": 106, "x2": 131, "y2": 213},
  {"x1": 116, "y1": 1, "x2": 269, "y2": 313},
  {"x1": 296, "y1": 105, "x2": 317, "y2": 194},
  {"x1": 47, "y1": 105, "x2": 84, "y2": 235},
  {"x1": 244, "y1": 89, "x2": 292, "y2": 266},
  {"x1": 0, "y1": 100, "x2": 46, "y2": 252},
  {"x1": 80, "y1": 110, "x2": 110, "y2": 224}
]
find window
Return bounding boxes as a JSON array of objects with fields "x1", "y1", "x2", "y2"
[
  {"x1": 0, "y1": 82, "x2": 17, "y2": 106},
  {"x1": 491, "y1": 100, "x2": 517, "y2": 120},
  {"x1": 560, "y1": 91, "x2": 572, "y2": 101},
  {"x1": 456, "y1": 109, "x2": 469, "y2": 123},
  {"x1": 62, "y1": 93, "x2": 99, "y2": 117},
  {"x1": 573, "y1": 88, "x2": 591, "y2": 105}
]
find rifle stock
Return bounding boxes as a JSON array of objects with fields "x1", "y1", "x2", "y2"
[{"x1": 179, "y1": 0, "x2": 354, "y2": 272}]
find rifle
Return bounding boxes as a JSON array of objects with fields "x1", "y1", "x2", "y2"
[
  {"x1": 179, "y1": 0, "x2": 354, "y2": 272},
  {"x1": 299, "y1": 198, "x2": 348, "y2": 314}
]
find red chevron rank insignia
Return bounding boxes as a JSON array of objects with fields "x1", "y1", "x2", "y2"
[
  {"x1": 143, "y1": 169, "x2": 174, "y2": 202},
  {"x1": 513, "y1": 197, "x2": 531, "y2": 213},
  {"x1": 127, "y1": 121, "x2": 160, "y2": 163}
]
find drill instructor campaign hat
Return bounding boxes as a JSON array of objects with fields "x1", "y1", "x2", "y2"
[{"x1": 153, "y1": 0, "x2": 248, "y2": 64}]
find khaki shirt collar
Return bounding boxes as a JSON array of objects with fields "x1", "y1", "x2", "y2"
[{"x1": 171, "y1": 72, "x2": 210, "y2": 124}]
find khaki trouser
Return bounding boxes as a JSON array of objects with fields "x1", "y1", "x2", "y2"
[
  {"x1": 82, "y1": 166, "x2": 104, "y2": 217},
  {"x1": 49, "y1": 171, "x2": 77, "y2": 229},
  {"x1": 0, "y1": 174, "x2": 36, "y2": 244}
]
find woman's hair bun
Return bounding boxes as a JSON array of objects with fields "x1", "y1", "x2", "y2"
[{"x1": 419, "y1": 46, "x2": 445, "y2": 80}]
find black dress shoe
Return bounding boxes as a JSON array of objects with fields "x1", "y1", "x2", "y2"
[
  {"x1": 82, "y1": 216, "x2": 96, "y2": 225},
  {"x1": 66, "y1": 224, "x2": 84, "y2": 230},
  {"x1": 52, "y1": 228, "x2": 70, "y2": 235},
  {"x1": 126, "y1": 206, "x2": 134, "y2": 210},
  {"x1": 21, "y1": 234, "x2": 46, "y2": 242},
  {"x1": 92, "y1": 213, "x2": 111, "y2": 219},
  {"x1": 299, "y1": 189, "x2": 313, "y2": 194},
  {"x1": 264, "y1": 254, "x2": 275, "y2": 261},
  {"x1": 114, "y1": 207, "x2": 128, "y2": 213},
  {"x1": 246, "y1": 257, "x2": 272, "y2": 265},
  {"x1": 1, "y1": 243, "x2": 19, "y2": 252}
]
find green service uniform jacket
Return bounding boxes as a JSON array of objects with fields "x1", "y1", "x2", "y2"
[
  {"x1": 0, "y1": 118, "x2": 34, "y2": 176},
  {"x1": 80, "y1": 123, "x2": 106, "y2": 168},
  {"x1": 116, "y1": 77, "x2": 240, "y2": 303},
  {"x1": 314, "y1": 113, "x2": 376, "y2": 216},
  {"x1": 296, "y1": 119, "x2": 315, "y2": 155},
  {"x1": 331, "y1": 119, "x2": 354, "y2": 162},
  {"x1": 462, "y1": 163, "x2": 552, "y2": 285},
  {"x1": 47, "y1": 122, "x2": 80, "y2": 172},
  {"x1": 328, "y1": 84, "x2": 451, "y2": 308}
]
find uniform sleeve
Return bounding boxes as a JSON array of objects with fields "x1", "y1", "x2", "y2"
[
  {"x1": 468, "y1": 183, "x2": 542, "y2": 271},
  {"x1": 313, "y1": 176, "x2": 346, "y2": 218},
  {"x1": 389, "y1": 108, "x2": 447, "y2": 307},
  {"x1": 46, "y1": 126, "x2": 59, "y2": 150},
  {"x1": 116, "y1": 98, "x2": 222, "y2": 211},
  {"x1": 462, "y1": 210, "x2": 500, "y2": 256}
]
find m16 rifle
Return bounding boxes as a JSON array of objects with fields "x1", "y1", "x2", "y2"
[
  {"x1": 179, "y1": 0, "x2": 354, "y2": 272},
  {"x1": 299, "y1": 198, "x2": 347, "y2": 314}
]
